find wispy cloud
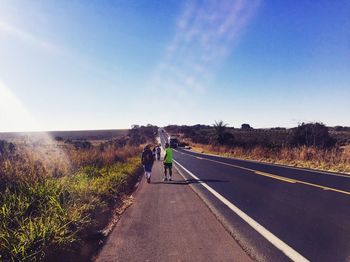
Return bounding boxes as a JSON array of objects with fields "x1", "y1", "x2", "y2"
[
  {"x1": 0, "y1": 21, "x2": 57, "y2": 51},
  {"x1": 151, "y1": 0, "x2": 260, "y2": 102},
  {"x1": 0, "y1": 20, "x2": 112, "y2": 76}
]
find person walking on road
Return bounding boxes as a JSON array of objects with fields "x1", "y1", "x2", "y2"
[
  {"x1": 163, "y1": 143, "x2": 173, "y2": 181},
  {"x1": 152, "y1": 146, "x2": 156, "y2": 158},
  {"x1": 156, "y1": 145, "x2": 161, "y2": 160},
  {"x1": 142, "y1": 145, "x2": 154, "y2": 183}
]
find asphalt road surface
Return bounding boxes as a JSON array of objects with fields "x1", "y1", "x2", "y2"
[
  {"x1": 160, "y1": 130, "x2": 350, "y2": 261},
  {"x1": 97, "y1": 153, "x2": 251, "y2": 262}
]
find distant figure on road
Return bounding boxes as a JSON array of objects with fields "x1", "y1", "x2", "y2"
[
  {"x1": 163, "y1": 143, "x2": 173, "y2": 181},
  {"x1": 152, "y1": 146, "x2": 156, "y2": 158},
  {"x1": 142, "y1": 145, "x2": 154, "y2": 183},
  {"x1": 156, "y1": 145, "x2": 161, "y2": 160}
]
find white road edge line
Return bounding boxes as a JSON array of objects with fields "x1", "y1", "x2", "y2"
[{"x1": 173, "y1": 159, "x2": 309, "y2": 262}]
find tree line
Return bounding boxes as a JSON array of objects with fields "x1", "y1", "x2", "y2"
[{"x1": 166, "y1": 122, "x2": 339, "y2": 149}]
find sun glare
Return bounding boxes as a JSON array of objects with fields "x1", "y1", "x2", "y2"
[{"x1": 0, "y1": 80, "x2": 41, "y2": 132}]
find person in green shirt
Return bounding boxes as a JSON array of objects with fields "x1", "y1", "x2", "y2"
[{"x1": 163, "y1": 142, "x2": 173, "y2": 181}]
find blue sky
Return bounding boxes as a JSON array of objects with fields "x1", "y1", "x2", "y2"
[{"x1": 0, "y1": 0, "x2": 349, "y2": 131}]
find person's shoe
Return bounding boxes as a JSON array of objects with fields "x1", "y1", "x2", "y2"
[
  {"x1": 147, "y1": 177, "x2": 151, "y2": 183},
  {"x1": 163, "y1": 177, "x2": 168, "y2": 182},
  {"x1": 169, "y1": 177, "x2": 172, "y2": 181}
]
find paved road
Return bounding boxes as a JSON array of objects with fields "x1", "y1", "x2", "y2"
[
  {"x1": 160, "y1": 130, "x2": 350, "y2": 261},
  {"x1": 96, "y1": 158, "x2": 251, "y2": 261}
]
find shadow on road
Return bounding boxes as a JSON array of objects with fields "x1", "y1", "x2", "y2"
[{"x1": 151, "y1": 179, "x2": 228, "y2": 185}]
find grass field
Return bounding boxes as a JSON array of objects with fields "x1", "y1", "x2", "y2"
[{"x1": 0, "y1": 130, "x2": 144, "y2": 261}]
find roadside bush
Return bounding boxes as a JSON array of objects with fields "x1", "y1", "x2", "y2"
[
  {"x1": 191, "y1": 130, "x2": 211, "y2": 144},
  {"x1": 241, "y1": 124, "x2": 253, "y2": 131},
  {"x1": 74, "y1": 141, "x2": 93, "y2": 150},
  {"x1": 290, "y1": 122, "x2": 336, "y2": 148}
]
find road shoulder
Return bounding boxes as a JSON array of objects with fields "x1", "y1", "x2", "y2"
[{"x1": 96, "y1": 160, "x2": 251, "y2": 262}]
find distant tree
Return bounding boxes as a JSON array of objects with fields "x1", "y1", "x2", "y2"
[
  {"x1": 241, "y1": 124, "x2": 253, "y2": 131},
  {"x1": 290, "y1": 122, "x2": 336, "y2": 148},
  {"x1": 213, "y1": 121, "x2": 227, "y2": 144},
  {"x1": 333, "y1": 126, "x2": 350, "y2": 132},
  {"x1": 128, "y1": 125, "x2": 158, "y2": 146},
  {"x1": 54, "y1": 136, "x2": 63, "y2": 141},
  {"x1": 212, "y1": 121, "x2": 234, "y2": 145},
  {"x1": 128, "y1": 126, "x2": 145, "y2": 146}
]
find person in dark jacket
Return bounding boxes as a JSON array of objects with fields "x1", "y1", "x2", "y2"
[
  {"x1": 156, "y1": 145, "x2": 161, "y2": 160},
  {"x1": 141, "y1": 145, "x2": 155, "y2": 183}
]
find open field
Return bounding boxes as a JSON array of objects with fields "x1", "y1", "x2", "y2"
[{"x1": 0, "y1": 129, "x2": 129, "y2": 142}]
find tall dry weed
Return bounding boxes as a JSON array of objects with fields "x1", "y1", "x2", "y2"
[
  {"x1": 0, "y1": 139, "x2": 143, "y2": 260},
  {"x1": 67, "y1": 145, "x2": 142, "y2": 169},
  {"x1": 191, "y1": 143, "x2": 350, "y2": 173}
]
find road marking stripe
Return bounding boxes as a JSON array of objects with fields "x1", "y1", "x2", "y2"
[
  {"x1": 173, "y1": 159, "x2": 309, "y2": 262},
  {"x1": 177, "y1": 150, "x2": 350, "y2": 196},
  {"x1": 254, "y1": 171, "x2": 296, "y2": 184},
  {"x1": 182, "y1": 148, "x2": 350, "y2": 178},
  {"x1": 295, "y1": 180, "x2": 350, "y2": 196}
]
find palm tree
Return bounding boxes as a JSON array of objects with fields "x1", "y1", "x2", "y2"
[{"x1": 213, "y1": 120, "x2": 227, "y2": 145}]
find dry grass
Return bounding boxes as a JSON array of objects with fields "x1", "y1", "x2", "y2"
[
  {"x1": 67, "y1": 144, "x2": 142, "y2": 169},
  {"x1": 190, "y1": 143, "x2": 350, "y2": 174},
  {"x1": 0, "y1": 139, "x2": 142, "y2": 261}
]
